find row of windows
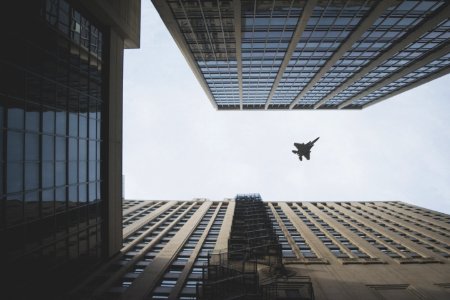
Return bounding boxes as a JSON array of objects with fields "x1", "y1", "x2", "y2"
[
  {"x1": 151, "y1": 204, "x2": 224, "y2": 299},
  {"x1": 112, "y1": 203, "x2": 202, "y2": 293},
  {"x1": 346, "y1": 204, "x2": 450, "y2": 258},
  {"x1": 367, "y1": 204, "x2": 450, "y2": 239},
  {"x1": 270, "y1": 205, "x2": 318, "y2": 259},
  {"x1": 123, "y1": 201, "x2": 166, "y2": 228},
  {"x1": 319, "y1": 204, "x2": 421, "y2": 260},
  {"x1": 123, "y1": 200, "x2": 146, "y2": 211}
]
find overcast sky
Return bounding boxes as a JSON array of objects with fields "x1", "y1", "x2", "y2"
[{"x1": 122, "y1": 2, "x2": 450, "y2": 214}]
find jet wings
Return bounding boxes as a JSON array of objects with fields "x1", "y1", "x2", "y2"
[{"x1": 303, "y1": 151, "x2": 310, "y2": 160}]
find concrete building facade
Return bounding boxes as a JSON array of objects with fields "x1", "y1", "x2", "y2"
[
  {"x1": 0, "y1": 0, "x2": 140, "y2": 298},
  {"x1": 70, "y1": 197, "x2": 450, "y2": 299},
  {"x1": 153, "y1": 0, "x2": 450, "y2": 110}
]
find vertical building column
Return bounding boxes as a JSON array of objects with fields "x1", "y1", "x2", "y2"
[
  {"x1": 214, "y1": 199, "x2": 234, "y2": 251},
  {"x1": 123, "y1": 201, "x2": 212, "y2": 299},
  {"x1": 268, "y1": 202, "x2": 303, "y2": 259},
  {"x1": 281, "y1": 203, "x2": 333, "y2": 263},
  {"x1": 106, "y1": 29, "x2": 125, "y2": 257},
  {"x1": 233, "y1": 0, "x2": 243, "y2": 109},
  {"x1": 168, "y1": 203, "x2": 223, "y2": 299}
]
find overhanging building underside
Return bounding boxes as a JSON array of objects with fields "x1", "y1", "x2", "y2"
[{"x1": 153, "y1": 0, "x2": 450, "y2": 110}]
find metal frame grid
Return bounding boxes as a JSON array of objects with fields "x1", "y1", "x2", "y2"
[
  {"x1": 272, "y1": 0, "x2": 375, "y2": 107},
  {"x1": 330, "y1": 6, "x2": 449, "y2": 107},
  {"x1": 352, "y1": 52, "x2": 450, "y2": 106},
  {"x1": 168, "y1": 0, "x2": 240, "y2": 106},
  {"x1": 241, "y1": 0, "x2": 304, "y2": 108},
  {"x1": 302, "y1": 0, "x2": 445, "y2": 108},
  {"x1": 154, "y1": 0, "x2": 450, "y2": 110}
]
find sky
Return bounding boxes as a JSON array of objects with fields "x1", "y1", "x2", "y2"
[{"x1": 122, "y1": 2, "x2": 450, "y2": 214}]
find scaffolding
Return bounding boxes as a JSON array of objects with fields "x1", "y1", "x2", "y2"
[{"x1": 196, "y1": 195, "x2": 315, "y2": 300}]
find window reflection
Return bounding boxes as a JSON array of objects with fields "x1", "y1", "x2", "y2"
[
  {"x1": 7, "y1": 163, "x2": 23, "y2": 193},
  {"x1": 55, "y1": 162, "x2": 66, "y2": 186},
  {"x1": 68, "y1": 162, "x2": 78, "y2": 184},
  {"x1": 25, "y1": 133, "x2": 39, "y2": 161},
  {"x1": 55, "y1": 137, "x2": 66, "y2": 161},
  {"x1": 25, "y1": 163, "x2": 39, "y2": 190},
  {"x1": 43, "y1": 111, "x2": 55, "y2": 134},
  {"x1": 8, "y1": 107, "x2": 24, "y2": 129},
  {"x1": 2, "y1": 0, "x2": 104, "y2": 275},
  {"x1": 69, "y1": 112, "x2": 78, "y2": 136},
  {"x1": 56, "y1": 111, "x2": 67, "y2": 135},
  {"x1": 7, "y1": 131, "x2": 24, "y2": 162},
  {"x1": 79, "y1": 161, "x2": 87, "y2": 183},
  {"x1": 42, "y1": 135, "x2": 55, "y2": 161},
  {"x1": 42, "y1": 162, "x2": 55, "y2": 188}
]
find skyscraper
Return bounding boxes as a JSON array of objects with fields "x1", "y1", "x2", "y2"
[
  {"x1": 153, "y1": 0, "x2": 450, "y2": 110},
  {"x1": 70, "y1": 196, "x2": 450, "y2": 299},
  {"x1": 0, "y1": 0, "x2": 140, "y2": 297}
]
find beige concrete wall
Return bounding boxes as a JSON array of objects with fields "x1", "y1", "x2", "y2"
[
  {"x1": 290, "y1": 263, "x2": 450, "y2": 300},
  {"x1": 81, "y1": 0, "x2": 141, "y2": 48},
  {"x1": 276, "y1": 201, "x2": 450, "y2": 299}
]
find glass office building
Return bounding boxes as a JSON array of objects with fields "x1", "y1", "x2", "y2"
[
  {"x1": 0, "y1": 0, "x2": 140, "y2": 297},
  {"x1": 152, "y1": 0, "x2": 450, "y2": 110}
]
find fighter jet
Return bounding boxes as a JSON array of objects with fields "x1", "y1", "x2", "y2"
[{"x1": 292, "y1": 137, "x2": 320, "y2": 161}]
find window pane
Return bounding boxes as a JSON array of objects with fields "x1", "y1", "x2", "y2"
[
  {"x1": 25, "y1": 163, "x2": 39, "y2": 190},
  {"x1": 7, "y1": 131, "x2": 24, "y2": 162},
  {"x1": 25, "y1": 133, "x2": 39, "y2": 161},
  {"x1": 68, "y1": 161, "x2": 77, "y2": 184},
  {"x1": 55, "y1": 111, "x2": 67, "y2": 135},
  {"x1": 42, "y1": 162, "x2": 54, "y2": 188},
  {"x1": 68, "y1": 113, "x2": 78, "y2": 136},
  {"x1": 25, "y1": 110, "x2": 40, "y2": 132},
  {"x1": 79, "y1": 139, "x2": 87, "y2": 160},
  {"x1": 79, "y1": 184, "x2": 87, "y2": 203},
  {"x1": 43, "y1": 111, "x2": 55, "y2": 134},
  {"x1": 42, "y1": 135, "x2": 54, "y2": 161},
  {"x1": 55, "y1": 162, "x2": 66, "y2": 186},
  {"x1": 68, "y1": 138, "x2": 77, "y2": 161},
  {"x1": 7, "y1": 163, "x2": 23, "y2": 193},
  {"x1": 8, "y1": 107, "x2": 24, "y2": 129},
  {"x1": 79, "y1": 161, "x2": 87, "y2": 183},
  {"x1": 55, "y1": 136, "x2": 66, "y2": 161}
]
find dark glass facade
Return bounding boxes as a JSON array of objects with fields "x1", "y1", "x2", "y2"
[{"x1": 0, "y1": 0, "x2": 106, "y2": 295}]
